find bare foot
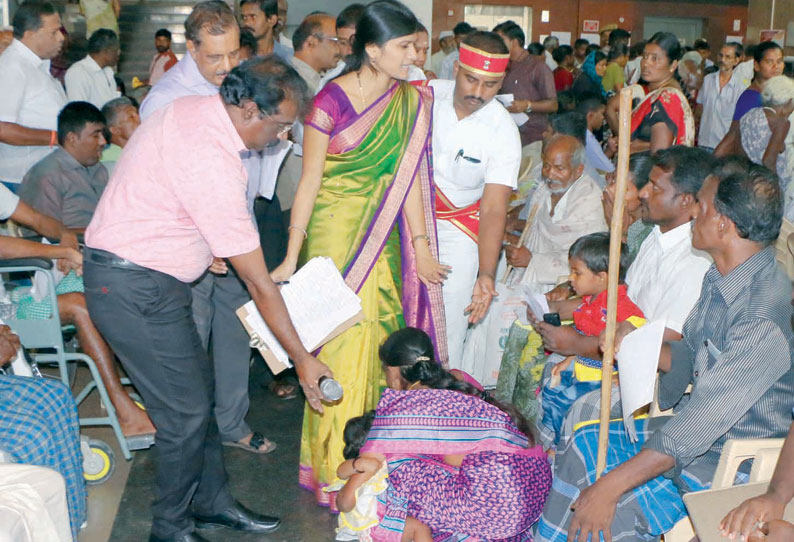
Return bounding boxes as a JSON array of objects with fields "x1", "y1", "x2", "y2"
[{"x1": 117, "y1": 408, "x2": 156, "y2": 437}]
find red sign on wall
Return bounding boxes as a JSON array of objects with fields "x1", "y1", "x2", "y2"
[{"x1": 583, "y1": 20, "x2": 600, "y2": 33}]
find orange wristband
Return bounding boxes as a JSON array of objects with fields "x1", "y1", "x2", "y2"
[{"x1": 49, "y1": 130, "x2": 57, "y2": 148}]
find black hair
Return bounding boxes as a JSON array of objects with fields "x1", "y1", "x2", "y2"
[
  {"x1": 592, "y1": 49, "x2": 607, "y2": 66},
  {"x1": 552, "y1": 44, "x2": 573, "y2": 65},
  {"x1": 416, "y1": 22, "x2": 427, "y2": 35},
  {"x1": 453, "y1": 21, "x2": 474, "y2": 37},
  {"x1": 550, "y1": 111, "x2": 587, "y2": 145},
  {"x1": 336, "y1": 3, "x2": 365, "y2": 30},
  {"x1": 492, "y1": 20, "x2": 524, "y2": 48},
  {"x1": 652, "y1": 146, "x2": 714, "y2": 196},
  {"x1": 608, "y1": 43, "x2": 628, "y2": 62},
  {"x1": 220, "y1": 55, "x2": 310, "y2": 117},
  {"x1": 292, "y1": 13, "x2": 329, "y2": 51},
  {"x1": 239, "y1": 0, "x2": 277, "y2": 17},
  {"x1": 239, "y1": 27, "x2": 257, "y2": 53},
  {"x1": 585, "y1": 43, "x2": 600, "y2": 56},
  {"x1": 87, "y1": 28, "x2": 118, "y2": 54},
  {"x1": 527, "y1": 42, "x2": 544, "y2": 56},
  {"x1": 12, "y1": 1, "x2": 57, "y2": 39},
  {"x1": 155, "y1": 28, "x2": 172, "y2": 40},
  {"x1": 628, "y1": 151, "x2": 654, "y2": 190},
  {"x1": 343, "y1": 0, "x2": 418, "y2": 75},
  {"x1": 379, "y1": 327, "x2": 435, "y2": 370},
  {"x1": 185, "y1": 1, "x2": 237, "y2": 46},
  {"x1": 569, "y1": 232, "x2": 630, "y2": 282},
  {"x1": 574, "y1": 38, "x2": 589, "y2": 49},
  {"x1": 608, "y1": 28, "x2": 630, "y2": 47},
  {"x1": 646, "y1": 31, "x2": 682, "y2": 63},
  {"x1": 724, "y1": 41, "x2": 743, "y2": 58},
  {"x1": 101, "y1": 96, "x2": 136, "y2": 127},
  {"x1": 342, "y1": 410, "x2": 375, "y2": 460},
  {"x1": 714, "y1": 168, "x2": 783, "y2": 246},
  {"x1": 557, "y1": 90, "x2": 576, "y2": 111},
  {"x1": 754, "y1": 40, "x2": 783, "y2": 63},
  {"x1": 57, "y1": 101, "x2": 105, "y2": 146},
  {"x1": 575, "y1": 92, "x2": 605, "y2": 116},
  {"x1": 402, "y1": 360, "x2": 537, "y2": 445},
  {"x1": 694, "y1": 38, "x2": 710, "y2": 52},
  {"x1": 712, "y1": 155, "x2": 754, "y2": 181},
  {"x1": 462, "y1": 30, "x2": 508, "y2": 56},
  {"x1": 629, "y1": 40, "x2": 646, "y2": 60}
]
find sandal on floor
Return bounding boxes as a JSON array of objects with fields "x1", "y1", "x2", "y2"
[
  {"x1": 222, "y1": 432, "x2": 277, "y2": 454},
  {"x1": 267, "y1": 380, "x2": 299, "y2": 400}
]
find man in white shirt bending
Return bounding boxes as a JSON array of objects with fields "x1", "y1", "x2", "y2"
[
  {"x1": 65, "y1": 28, "x2": 121, "y2": 108},
  {"x1": 430, "y1": 31, "x2": 520, "y2": 368},
  {"x1": 0, "y1": 1, "x2": 66, "y2": 188}
]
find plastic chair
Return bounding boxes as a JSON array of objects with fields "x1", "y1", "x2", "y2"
[
  {"x1": 0, "y1": 258, "x2": 133, "y2": 461},
  {"x1": 649, "y1": 380, "x2": 785, "y2": 541}
]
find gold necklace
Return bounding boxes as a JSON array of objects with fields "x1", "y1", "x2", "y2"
[{"x1": 356, "y1": 70, "x2": 366, "y2": 109}]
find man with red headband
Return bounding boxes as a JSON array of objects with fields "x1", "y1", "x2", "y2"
[{"x1": 429, "y1": 31, "x2": 521, "y2": 373}]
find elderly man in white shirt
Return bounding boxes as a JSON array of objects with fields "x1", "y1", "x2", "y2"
[
  {"x1": 0, "y1": 2, "x2": 66, "y2": 188},
  {"x1": 696, "y1": 42, "x2": 747, "y2": 152},
  {"x1": 64, "y1": 28, "x2": 121, "y2": 108},
  {"x1": 430, "y1": 32, "x2": 520, "y2": 369},
  {"x1": 430, "y1": 30, "x2": 455, "y2": 76},
  {"x1": 461, "y1": 134, "x2": 607, "y2": 385},
  {"x1": 439, "y1": 22, "x2": 474, "y2": 80}
]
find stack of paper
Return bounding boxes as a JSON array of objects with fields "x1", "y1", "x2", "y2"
[
  {"x1": 517, "y1": 286, "x2": 550, "y2": 325},
  {"x1": 495, "y1": 94, "x2": 529, "y2": 127},
  {"x1": 616, "y1": 320, "x2": 666, "y2": 441},
  {"x1": 239, "y1": 257, "x2": 363, "y2": 370}
]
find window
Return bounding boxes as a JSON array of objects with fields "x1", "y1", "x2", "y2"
[{"x1": 464, "y1": 4, "x2": 532, "y2": 43}]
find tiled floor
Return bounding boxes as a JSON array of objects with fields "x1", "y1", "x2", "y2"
[{"x1": 77, "y1": 361, "x2": 339, "y2": 542}]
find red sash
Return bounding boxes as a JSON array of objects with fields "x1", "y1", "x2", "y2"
[{"x1": 435, "y1": 186, "x2": 480, "y2": 243}]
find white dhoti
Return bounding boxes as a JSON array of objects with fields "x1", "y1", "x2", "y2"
[
  {"x1": 0, "y1": 463, "x2": 71, "y2": 542},
  {"x1": 437, "y1": 220, "x2": 479, "y2": 369}
]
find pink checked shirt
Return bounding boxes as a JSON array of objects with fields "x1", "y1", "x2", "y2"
[{"x1": 85, "y1": 94, "x2": 260, "y2": 283}]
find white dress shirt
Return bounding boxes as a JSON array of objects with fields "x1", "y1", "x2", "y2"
[
  {"x1": 544, "y1": 50, "x2": 557, "y2": 71},
  {"x1": 696, "y1": 70, "x2": 748, "y2": 149},
  {"x1": 0, "y1": 39, "x2": 67, "y2": 184},
  {"x1": 625, "y1": 222, "x2": 712, "y2": 333},
  {"x1": 439, "y1": 50, "x2": 458, "y2": 80},
  {"x1": 64, "y1": 54, "x2": 120, "y2": 108},
  {"x1": 429, "y1": 79, "x2": 520, "y2": 207}
]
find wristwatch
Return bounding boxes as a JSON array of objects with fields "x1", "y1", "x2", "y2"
[{"x1": 525, "y1": 101, "x2": 533, "y2": 113}]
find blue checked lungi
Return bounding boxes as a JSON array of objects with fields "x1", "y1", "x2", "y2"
[
  {"x1": 536, "y1": 418, "x2": 709, "y2": 542},
  {"x1": 0, "y1": 375, "x2": 86, "y2": 539},
  {"x1": 540, "y1": 369, "x2": 601, "y2": 447}
]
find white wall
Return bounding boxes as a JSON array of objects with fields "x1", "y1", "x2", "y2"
[{"x1": 285, "y1": 0, "x2": 432, "y2": 38}]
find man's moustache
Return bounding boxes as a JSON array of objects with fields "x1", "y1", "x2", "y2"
[{"x1": 464, "y1": 95, "x2": 484, "y2": 104}]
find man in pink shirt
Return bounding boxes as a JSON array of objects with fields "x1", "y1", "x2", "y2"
[{"x1": 83, "y1": 57, "x2": 324, "y2": 542}]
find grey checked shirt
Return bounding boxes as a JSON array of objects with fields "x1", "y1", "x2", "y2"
[{"x1": 644, "y1": 247, "x2": 794, "y2": 480}]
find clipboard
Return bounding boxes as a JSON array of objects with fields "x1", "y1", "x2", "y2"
[{"x1": 236, "y1": 304, "x2": 363, "y2": 375}]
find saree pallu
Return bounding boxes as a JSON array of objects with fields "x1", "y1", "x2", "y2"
[
  {"x1": 630, "y1": 86, "x2": 694, "y2": 147},
  {"x1": 362, "y1": 389, "x2": 552, "y2": 541},
  {"x1": 299, "y1": 83, "x2": 447, "y2": 510}
]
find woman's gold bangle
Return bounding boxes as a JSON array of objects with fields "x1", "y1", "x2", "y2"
[
  {"x1": 411, "y1": 234, "x2": 430, "y2": 246},
  {"x1": 289, "y1": 225, "x2": 308, "y2": 240}
]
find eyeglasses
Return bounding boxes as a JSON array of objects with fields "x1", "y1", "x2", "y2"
[
  {"x1": 313, "y1": 34, "x2": 340, "y2": 44},
  {"x1": 261, "y1": 109, "x2": 294, "y2": 135}
]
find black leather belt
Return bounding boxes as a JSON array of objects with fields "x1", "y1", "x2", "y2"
[{"x1": 85, "y1": 247, "x2": 149, "y2": 271}]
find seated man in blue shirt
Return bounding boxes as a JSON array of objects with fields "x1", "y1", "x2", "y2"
[{"x1": 537, "y1": 160, "x2": 794, "y2": 542}]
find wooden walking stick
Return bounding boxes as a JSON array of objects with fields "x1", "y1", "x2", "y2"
[
  {"x1": 502, "y1": 203, "x2": 539, "y2": 284},
  {"x1": 596, "y1": 87, "x2": 633, "y2": 479}
]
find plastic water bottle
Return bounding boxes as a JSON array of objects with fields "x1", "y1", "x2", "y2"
[{"x1": 319, "y1": 376, "x2": 343, "y2": 401}]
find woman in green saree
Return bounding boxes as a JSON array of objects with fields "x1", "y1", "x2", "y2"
[{"x1": 270, "y1": 0, "x2": 448, "y2": 511}]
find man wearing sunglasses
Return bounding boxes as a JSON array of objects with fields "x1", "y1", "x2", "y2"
[
  {"x1": 83, "y1": 57, "x2": 332, "y2": 542},
  {"x1": 140, "y1": 1, "x2": 292, "y2": 457}
]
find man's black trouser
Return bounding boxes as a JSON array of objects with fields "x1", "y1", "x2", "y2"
[{"x1": 83, "y1": 249, "x2": 235, "y2": 539}]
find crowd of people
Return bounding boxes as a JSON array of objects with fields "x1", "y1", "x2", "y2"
[{"x1": 0, "y1": 0, "x2": 793, "y2": 541}]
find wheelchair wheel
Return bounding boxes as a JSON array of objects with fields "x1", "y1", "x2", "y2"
[{"x1": 83, "y1": 438, "x2": 115, "y2": 485}]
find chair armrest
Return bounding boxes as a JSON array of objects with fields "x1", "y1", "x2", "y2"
[
  {"x1": 712, "y1": 439, "x2": 786, "y2": 488},
  {"x1": 0, "y1": 258, "x2": 53, "y2": 270}
]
